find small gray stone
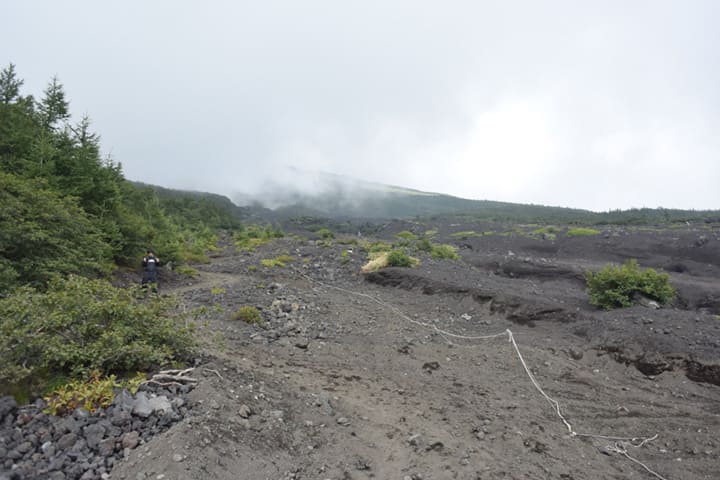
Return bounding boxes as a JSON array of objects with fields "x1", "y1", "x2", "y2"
[
  {"x1": 568, "y1": 347, "x2": 584, "y2": 360},
  {"x1": 72, "y1": 408, "x2": 90, "y2": 420},
  {"x1": 80, "y1": 470, "x2": 95, "y2": 480},
  {"x1": 407, "y1": 434, "x2": 422, "y2": 446},
  {"x1": 57, "y1": 416, "x2": 80, "y2": 434},
  {"x1": 98, "y1": 438, "x2": 116, "y2": 457},
  {"x1": 0, "y1": 396, "x2": 17, "y2": 418},
  {"x1": 42, "y1": 441, "x2": 56, "y2": 457},
  {"x1": 121, "y1": 431, "x2": 140, "y2": 450},
  {"x1": 147, "y1": 396, "x2": 173, "y2": 415},
  {"x1": 57, "y1": 433, "x2": 78, "y2": 450},
  {"x1": 132, "y1": 392, "x2": 153, "y2": 418},
  {"x1": 172, "y1": 453, "x2": 184, "y2": 462},
  {"x1": 238, "y1": 404, "x2": 252, "y2": 418},
  {"x1": 16, "y1": 441, "x2": 33, "y2": 454},
  {"x1": 84, "y1": 423, "x2": 106, "y2": 449},
  {"x1": 113, "y1": 390, "x2": 136, "y2": 412},
  {"x1": 7, "y1": 449, "x2": 22, "y2": 460}
]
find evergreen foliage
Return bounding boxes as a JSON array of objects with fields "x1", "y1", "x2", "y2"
[
  {"x1": 0, "y1": 172, "x2": 112, "y2": 290},
  {"x1": 585, "y1": 260, "x2": 675, "y2": 310},
  {"x1": 0, "y1": 275, "x2": 195, "y2": 397},
  {"x1": 387, "y1": 249, "x2": 416, "y2": 267},
  {"x1": 0, "y1": 64, "x2": 244, "y2": 291}
]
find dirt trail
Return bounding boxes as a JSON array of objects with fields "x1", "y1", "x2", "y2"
[{"x1": 111, "y1": 232, "x2": 720, "y2": 480}]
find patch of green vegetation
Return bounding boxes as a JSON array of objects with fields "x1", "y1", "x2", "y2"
[
  {"x1": 416, "y1": 237, "x2": 433, "y2": 253},
  {"x1": 316, "y1": 239, "x2": 334, "y2": 248},
  {"x1": 44, "y1": 370, "x2": 144, "y2": 416},
  {"x1": 585, "y1": 259, "x2": 675, "y2": 310},
  {"x1": 363, "y1": 241, "x2": 393, "y2": 253},
  {"x1": 340, "y1": 250, "x2": 351, "y2": 264},
  {"x1": 234, "y1": 224, "x2": 284, "y2": 251},
  {"x1": 261, "y1": 254, "x2": 295, "y2": 268},
  {"x1": 387, "y1": 249, "x2": 416, "y2": 267},
  {"x1": 395, "y1": 231, "x2": 418, "y2": 241},
  {"x1": 531, "y1": 226, "x2": 559, "y2": 235},
  {"x1": 210, "y1": 286, "x2": 226, "y2": 296},
  {"x1": 336, "y1": 237, "x2": 358, "y2": 245},
  {"x1": 233, "y1": 306, "x2": 264, "y2": 326},
  {"x1": 175, "y1": 264, "x2": 199, "y2": 277},
  {"x1": 430, "y1": 244, "x2": 460, "y2": 260},
  {"x1": 0, "y1": 275, "x2": 196, "y2": 399},
  {"x1": 567, "y1": 227, "x2": 601, "y2": 237},
  {"x1": 424, "y1": 229, "x2": 438, "y2": 237},
  {"x1": 316, "y1": 228, "x2": 335, "y2": 240},
  {"x1": 450, "y1": 230, "x2": 482, "y2": 239}
]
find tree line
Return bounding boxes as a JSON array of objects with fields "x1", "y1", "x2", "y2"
[{"x1": 0, "y1": 63, "x2": 241, "y2": 292}]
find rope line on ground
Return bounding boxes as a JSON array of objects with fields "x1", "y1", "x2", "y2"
[{"x1": 298, "y1": 272, "x2": 668, "y2": 480}]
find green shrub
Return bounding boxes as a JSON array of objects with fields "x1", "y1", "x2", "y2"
[
  {"x1": 450, "y1": 230, "x2": 480, "y2": 239},
  {"x1": 395, "y1": 231, "x2": 418, "y2": 241},
  {"x1": 431, "y1": 244, "x2": 460, "y2": 260},
  {"x1": 175, "y1": 264, "x2": 199, "y2": 277},
  {"x1": 0, "y1": 172, "x2": 113, "y2": 290},
  {"x1": 387, "y1": 250, "x2": 415, "y2": 267},
  {"x1": 416, "y1": 237, "x2": 433, "y2": 253},
  {"x1": 261, "y1": 254, "x2": 295, "y2": 268},
  {"x1": 567, "y1": 227, "x2": 600, "y2": 237},
  {"x1": 316, "y1": 228, "x2": 335, "y2": 240},
  {"x1": 0, "y1": 275, "x2": 196, "y2": 398},
  {"x1": 532, "y1": 226, "x2": 559, "y2": 235},
  {"x1": 340, "y1": 250, "x2": 351, "y2": 264},
  {"x1": 234, "y1": 224, "x2": 283, "y2": 251},
  {"x1": 233, "y1": 306, "x2": 264, "y2": 326},
  {"x1": 364, "y1": 241, "x2": 393, "y2": 253},
  {"x1": 585, "y1": 259, "x2": 675, "y2": 309}
]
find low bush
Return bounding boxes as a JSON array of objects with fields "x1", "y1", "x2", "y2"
[
  {"x1": 585, "y1": 259, "x2": 675, "y2": 309},
  {"x1": 234, "y1": 224, "x2": 284, "y2": 251},
  {"x1": 430, "y1": 244, "x2": 460, "y2": 260},
  {"x1": 233, "y1": 306, "x2": 264, "y2": 325},
  {"x1": 316, "y1": 228, "x2": 335, "y2": 240},
  {"x1": 364, "y1": 241, "x2": 393, "y2": 253},
  {"x1": 260, "y1": 254, "x2": 295, "y2": 268},
  {"x1": 175, "y1": 264, "x2": 199, "y2": 277},
  {"x1": 450, "y1": 230, "x2": 480, "y2": 239},
  {"x1": 416, "y1": 237, "x2": 433, "y2": 253},
  {"x1": 394, "y1": 231, "x2": 418, "y2": 248},
  {"x1": 0, "y1": 275, "x2": 196, "y2": 398},
  {"x1": 387, "y1": 249, "x2": 416, "y2": 267},
  {"x1": 567, "y1": 227, "x2": 600, "y2": 237},
  {"x1": 44, "y1": 370, "x2": 146, "y2": 416}
]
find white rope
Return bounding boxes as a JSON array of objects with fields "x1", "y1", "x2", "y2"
[{"x1": 298, "y1": 272, "x2": 668, "y2": 480}]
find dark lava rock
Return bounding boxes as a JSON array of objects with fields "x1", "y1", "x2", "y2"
[{"x1": 0, "y1": 397, "x2": 17, "y2": 419}]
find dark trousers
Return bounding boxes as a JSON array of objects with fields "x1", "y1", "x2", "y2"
[{"x1": 142, "y1": 271, "x2": 158, "y2": 291}]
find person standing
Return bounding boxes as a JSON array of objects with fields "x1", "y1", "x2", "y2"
[{"x1": 141, "y1": 249, "x2": 160, "y2": 292}]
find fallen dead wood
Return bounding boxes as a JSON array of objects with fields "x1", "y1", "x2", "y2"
[{"x1": 142, "y1": 367, "x2": 199, "y2": 387}]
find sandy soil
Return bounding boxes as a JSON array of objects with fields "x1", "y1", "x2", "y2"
[{"x1": 111, "y1": 223, "x2": 720, "y2": 480}]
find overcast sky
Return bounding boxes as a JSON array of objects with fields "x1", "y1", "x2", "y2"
[{"x1": 3, "y1": 1, "x2": 719, "y2": 211}]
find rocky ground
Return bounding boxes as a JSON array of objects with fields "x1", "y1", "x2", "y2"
[{"x1": 4, "y1": 221, "x2": 720, "y2": 480}]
